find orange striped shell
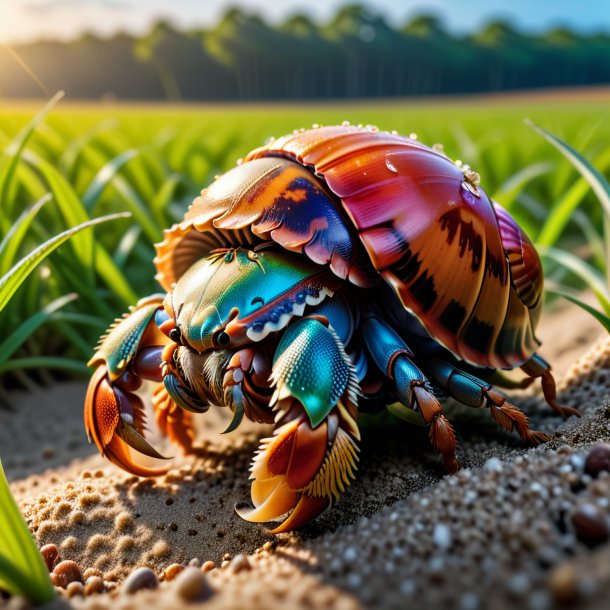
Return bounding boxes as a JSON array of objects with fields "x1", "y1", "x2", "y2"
[{"x1": 155, "y1": 125, "x2": 543, "y2": 370}]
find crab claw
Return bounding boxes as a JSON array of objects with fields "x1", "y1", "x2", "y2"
[
  {"x1": 84, "y1": 366, "x2": 170, "y2": 477},
  {"x1": 236, "y1": 404, "x2": 359, "y2": 533}
]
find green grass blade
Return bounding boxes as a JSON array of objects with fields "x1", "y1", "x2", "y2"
[
  {"x1": 571, "y1": 210, "x2": 606, "y2": 270},
  {"x1": 94, "y1": 242, "x2": 139, "y2": 306},
  {"x1": 0, "y1": 193, "x2": 52, "y2": 276},
  {"x1": 0, "y1": 357, "x2": 89, "y2": 375},
  {"x1": 82, "y1": 149, "x2": 140, "y2": 211},
  {"x1": 541, "y1": 247, "x2": 610, "y2": 313},
  {"x1": 0, "y1": 212, "x2": 130, "y2": 313},
  {"x1": 0, "y1": 553, "x2": 40, "y2": 601},
  {"x1": 535, "y1": 148, "x2": 610, "y2": 247},
  {"x1": 546, "y1": 287, "x2": 610, "y2": 333},
  {"x1": 112, "y1": 177, "x2": 163, "y2": 243},
  {"x1": 114, "y1": 225, "x2": 142, "y2": 268},
  {"x1": 0, "y1": 91, "x2": 64, "y2": 224},
  {"x1": 493, "y1": 161, "x2": 552, "y2": 210},
  {"x1": 525, "y1": 118, "x2": 610, "y2": 219},
  {"x1": 0, "y1": 460, "x2": 55, "y2": 605},
  {"x1": 22, "y1": 150, "x2": 94, "y2": 273},
  {"x1": 58, "y1": 118, "x2": 120, "y2": 176},
  {"x1": 0, "y1": 293, "x2": 77, "y2": 364}
]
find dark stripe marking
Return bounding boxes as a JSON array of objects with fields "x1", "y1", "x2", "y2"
[
  {"x1": 439, "y1": 299, "x2": 467, "y2": 332},
  {"x1": 463, "y1": 317, "x2": 495, "y2": 355}
]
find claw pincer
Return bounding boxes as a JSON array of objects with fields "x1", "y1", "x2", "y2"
[
  {"x1": 85, "y1": 297, "x2": 170, "y2": 476},
  {"x1": 84, "y1": 124, "x2": 577, "y2": 533}
]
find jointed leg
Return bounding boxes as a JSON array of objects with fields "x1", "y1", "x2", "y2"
[
  {"x1": 424, "y1": 358, "x2": 549, "y2": 446},
  {"x1": 521, "y1": 353, "x2": 580, "y2": 418},
  {"x1": 362, "y1": 316, "x2": 459, "y2": 473}
]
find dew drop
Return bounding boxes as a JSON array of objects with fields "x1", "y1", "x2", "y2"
[{"x1": 385, "y1": 156, "x2": 398, "y2": 173}]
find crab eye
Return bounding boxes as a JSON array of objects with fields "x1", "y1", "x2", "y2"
[
  {"x1": 169, "y1": 327, "x2": 181, "y2": 343},
  {"x1": 213, "y1": 330, "x2": 231, "y2": 347},
  {"x1": 251, "y1": 296, "x2": 264, "y2": 307}
]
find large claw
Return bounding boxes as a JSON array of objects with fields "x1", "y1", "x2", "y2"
[
  {"x1": 85, "y1": 365, "x2": 170, "y2": 477},
  {"x1": 236, "y1": 401, "x2": 360, "y2": 533}
]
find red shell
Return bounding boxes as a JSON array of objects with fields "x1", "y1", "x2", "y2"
[{"x1": 156, "y1": 125, "x2": 543, "y2": 370}]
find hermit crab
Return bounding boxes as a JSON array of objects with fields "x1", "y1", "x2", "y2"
[{"x1": 84, "y1": 124, "x2": 579, "y2": 532}]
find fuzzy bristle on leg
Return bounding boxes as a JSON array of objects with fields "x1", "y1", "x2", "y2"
[{"x1": 236, "y1": 401, "x2": 360, "y2": 532}]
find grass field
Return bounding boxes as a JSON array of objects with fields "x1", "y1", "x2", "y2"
[{"x1": 0, "y1": 94, "x2": 608, "y2": 384}]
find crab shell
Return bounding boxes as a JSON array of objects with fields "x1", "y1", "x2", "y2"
[{"x1": 155, "y1": 125, "x2": 543, "y2": 370}]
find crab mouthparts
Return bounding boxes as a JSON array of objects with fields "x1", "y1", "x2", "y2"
[{"x1": 244, "y1": 286, "x2": 334, "y2": 343}]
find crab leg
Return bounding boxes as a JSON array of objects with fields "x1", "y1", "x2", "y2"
[
  {"x1": 424, "y1": 358, "x2": 550, "y2": 446},
  {"x1": 237, "y1": 317, "x2": 361, "y2": 533},
  {"x1": 521, "y1": 353, "x2": 581, "y2": 418},
  {"x1": 362, "y1": 316, "x2": 460, "y2": 473}
]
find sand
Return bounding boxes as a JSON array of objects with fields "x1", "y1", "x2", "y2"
[{"x1": 1, "y1": 295, "x2": 609, "y2": 610}]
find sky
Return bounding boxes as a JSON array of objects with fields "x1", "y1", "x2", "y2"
[{"x1": 1, "y1": 0, "x2": 609, "y2": 44}]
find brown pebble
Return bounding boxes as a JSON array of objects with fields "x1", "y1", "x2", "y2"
[
  {"x1": 40, "y1": 544, "x2": 59, "y2": 572},
  {"x1": 164, "y1": 563, "x2": 185, "y2": 581},
  {"x1": 572, "y1": 503, "x2": 610, "y2": 546},
  {"x1": 53, "y1": 560, "x2": 83, "y2": 588},
  {"x1": 174, "y1": 567, "x2": 213, "y2": 602},
  {"x1": 201, "y1": 561, "x2": 215, "y2": 573},
  {"x1": 84, "y1": 575, "x2": 105, "y2": 596},
  {"x1": 188, "y1": 558, "x2": 201, "y2": 567},
  {"x1": 584, "y1": 443, "x2": 610, "y2": 477},
  {"x1": 66, "y1": 582, "x2": 84, "y2": 598},
  {"x1": 41, "y1": 446, "x2": 55, "y2": 460},
  {"x1": 122, "y1": 567, "x2": 158, "y2": 594},
  {"x1": 549, "y1": 564, "x2": 580, "y2": 606},
  {"x1": 230, "y1": 554, "x2": 251, "y2": 573}
]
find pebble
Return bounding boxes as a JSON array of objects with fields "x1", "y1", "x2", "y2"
[
  {"x1": 549, "y1": 564, "x2": 579, "y2": 606},
  {"x1": 4, "y1": 597, "x2": 33, "y2": 610},
  {"x1": 65, "y1": 582, "x2": 84, "y2": 598},
  {"x1": 174, "y1": 567, "x2": 213, "y2": 602},
  {"x1": 571, "y1": 503, "x2": 610, "y2": 546},
  {"x1": 84, "y1": 575, "x2": 104, "y2": 596},
  {"x1": 433, "y1": 523, "x2": 452, "y2": 550},
  {"x1": 230, "y1": 554, "x2": 251, "y2": 573},
  {"x1": 584, "y1": 443, "x2": 610, "y2": 477},
  {"x1": 40, "y1": 544, "x2": 59, "y2": 572},
  {"x1": 163, "y1": 563, "x2": 185, "y2": 581},
  {"x1": 483, "y1": 457, "x2": 503, "y2": 473},
  {"x1": 122, "y1": 567, "x2": 158, "y2": 594},
  {"x1": 201, "y1": 561, "x2": 216, "y2": 573},
  {"x1": 52, "y1": 560, "x2": 82, "y2": 588}
]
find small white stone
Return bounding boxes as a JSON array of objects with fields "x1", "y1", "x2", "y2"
[
  {"x1": 433, "y1": 523, "x2": 452, "y2": 550},
  {"x1": 484, "y1": 457, "x2": 503, "y2": 473}
]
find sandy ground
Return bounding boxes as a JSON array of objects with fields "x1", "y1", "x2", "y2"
[{"x1": 1, "y1": 296, "x2": 609, "y2": 610}]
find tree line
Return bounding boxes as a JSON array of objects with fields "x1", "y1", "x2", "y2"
[{"x1": 1, "y1": 4, "x2": 609, "y2": 101}]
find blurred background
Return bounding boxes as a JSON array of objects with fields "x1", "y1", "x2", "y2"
[
  {"x1": 0, "y1": 0, "x2": 608, "y2": 392},
  {"x1": 1, "y1": 0, "x2": 609, "y2": 100}
]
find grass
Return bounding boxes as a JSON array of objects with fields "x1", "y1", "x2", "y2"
[
  {"x1": 0, "y1": 460, "x2": 55, "y2": 604},
  {"x1": 526, "y1": 119, "x2": 610, "y2": 332},
  {"x1": 0, "y1": 95, "x2": 608, "y2": 388}
]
